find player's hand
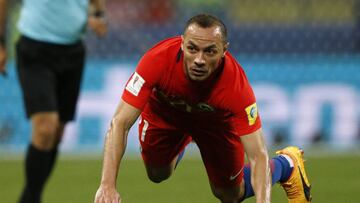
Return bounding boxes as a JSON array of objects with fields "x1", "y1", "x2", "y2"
[
  {"x1": 0, "y1": 45, "x2": 7, "y2": 76},
  {"x1": 94, "y1": 185, "x2": 121, "y2": 203},
  {"x1": 88, "y1": 15, "x2": 108, "y2": 37}
]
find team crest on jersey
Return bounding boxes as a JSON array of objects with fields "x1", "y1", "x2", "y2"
[
  {"x1": 245, "y1": 103, "x2": 258, "y2": 126},
  {"x1": 126, "y1": 72, "x2": 145, "y2": 96},
  {"x1": 156, "y1": 90, "x2": 215, "y2": 113}
]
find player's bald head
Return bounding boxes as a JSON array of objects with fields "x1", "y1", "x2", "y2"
[{"x1": 184, "y1": 14, "x2": 228, "y2": 43}]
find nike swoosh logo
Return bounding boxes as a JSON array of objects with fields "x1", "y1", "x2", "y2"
[
  {"x1": 229, "y1": 167, "x2": 244, "y2": 181},
  {"x1": 299, "y1": 166, "x2": 312, "y2": 201}
]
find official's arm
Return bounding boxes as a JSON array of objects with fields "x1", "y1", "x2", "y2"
[
  {"x1": 0, "y1": 0, "x2": 8, "y2": 74},
  {"x1": 240, "y1": 128, "x2": 271, "y2": 203},
  {"x1": 89, "y1": 0, "x2": 107, "y2": 37},
  {"x1": 90, "y1": 0, "x2": 105, "y2": 14}
]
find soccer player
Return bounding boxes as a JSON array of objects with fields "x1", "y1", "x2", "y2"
[
  {"x1": 0, "y1": 0, "x2": 107, "y2": 203},
  {"x1": 94, "y1": 14, "x2": 311, "y2": 203}
]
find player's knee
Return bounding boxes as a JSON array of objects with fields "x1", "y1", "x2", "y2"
[
  {"x1": 147, "y1": 174, "x2": 169, "y2": 183},
  {"x1": 211, "y1": 186, "x2": 243, "y2": 203},
  {"x1": 213, "y1": 193, "x2": 243, "y2": 203},
  {"x1": 146, "y1": 167, "x2": 172, "y2": 183}
]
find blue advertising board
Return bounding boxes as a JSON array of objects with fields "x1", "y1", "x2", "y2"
[{"x1": 0, "y1": 55, "x2": 359, "y2": 153}]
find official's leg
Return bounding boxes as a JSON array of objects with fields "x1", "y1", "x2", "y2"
[
  {"x1": 31, "y1": 112, "x2": 60, "y2": 150},
  {"x1": 56, "y1": 40, "x2": 85, "y2": 123},
  {"x1": 16, "y1": 36, "x2": 66, "y2": 203},
  {"x1": 138, "y1": 115, "x2": 192, "y2": 183},
  {"x1": 21, "y1": 40, "x2": 84, "y2": 203},
  {"x1": 18, "y1": 41, "x2": 85, "y2": 202},
  {"x1": 22, "y1": 40, "x2": 85, "y2": 200},
  {"x1": 32, "y1": 114, "x2": 64, "y2": 172},
  {"x1": 19, "y1": 112, "x2": 64, "y2": 203}
]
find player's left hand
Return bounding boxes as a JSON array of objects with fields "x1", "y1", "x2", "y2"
[{"x1": 88, "y1": 15, "x2": 108, "y2": 37}]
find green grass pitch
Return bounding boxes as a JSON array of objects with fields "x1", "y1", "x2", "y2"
[{"x1": 1, "y1": 154, "x2": 360, "y2": 202}]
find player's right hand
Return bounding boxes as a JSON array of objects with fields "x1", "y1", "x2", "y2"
[
  {"x1": 0, "y1": 45, "x2": 7, "y2": 75},
  {"x1": 94, "y1": 185, "x2": 121, "y2": 203}
]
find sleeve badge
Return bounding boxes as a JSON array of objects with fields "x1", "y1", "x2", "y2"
[
  {"x1": 126, "y1": 72, "x2": 145, "y2": 96},
  {"x1": 245, "y1": 103, "x2": 258, "y2": 126}
]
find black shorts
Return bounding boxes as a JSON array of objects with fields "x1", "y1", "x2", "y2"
[{"x1": 16, "y1": 35, "x2": 85, "y2": 122}]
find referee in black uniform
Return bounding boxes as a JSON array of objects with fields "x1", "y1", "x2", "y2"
[{"x1": 0, "y1": 0, "x2": 107, "y2": 202}]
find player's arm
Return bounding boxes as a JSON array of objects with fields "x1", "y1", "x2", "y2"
[
  {"x1": 88, "y1": 0, "x2": 107, "y2": 37},
  {"x1": 240, "y1": 128, "x2": 271, "y2": 203},
  {"x1": 0, "y1": 0, "x2": 8, "y2": 74},
  {"x1": 95, "y1": 100, "x2": 141, "y2": 203}
]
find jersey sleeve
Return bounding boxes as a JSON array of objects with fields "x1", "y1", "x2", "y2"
[
  {"x1": 121, "y1": 50, "x2": 166, "y2": 110},
  {"x1": 230, "y1": 69, "x2": 262, "y2": 136}
]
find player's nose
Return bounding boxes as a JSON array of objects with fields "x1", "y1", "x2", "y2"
[{"x1": 194, "y1": 53, "x2": 205, "y2": 67}]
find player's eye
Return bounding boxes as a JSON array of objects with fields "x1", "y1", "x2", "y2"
[
  {"x1": 205, "y1": 49, "x2": 217, "y2": 55},
  {"x1": 187, "y1": 46, "x2": 197, "y2": 52}
]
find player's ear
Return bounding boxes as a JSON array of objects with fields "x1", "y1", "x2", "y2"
[
  {"x1": 222, "y1": 42, "x2": 229, "y2": 57},
  {"x1": 181, "y1": 35, "x2": 184, "y2": 51}
]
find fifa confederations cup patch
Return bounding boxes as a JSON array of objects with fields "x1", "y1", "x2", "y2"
[
  {"x1": 245, "y1": 103, "x2": 258, "y2": 126},
  {"x1": 126, "y1": 72, "x2": 145, "y2": 96}
]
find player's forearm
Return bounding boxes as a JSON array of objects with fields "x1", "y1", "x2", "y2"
[
  {"x1": 250, "y1": 151, "x2": 271, "y2": 203},
  {"x1": 100, "y1": 117, "x2": 129, "y2": 187}
]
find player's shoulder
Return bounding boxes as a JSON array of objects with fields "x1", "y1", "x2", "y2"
[
  {"x1": 220, "y1": 53, "x2": 257, "y2": 111},
  {"x1": 137, "y1": 36, "x2": 181, "y2": 75},
  {"x1": 145, "y1": 36, "x2": 182, "y2": 57},
  {"x1": 217, "y1": 52, "x2": 255, "y2": 100},
  {"x1": 221, "y1": 52, "x2": 248, "y2": 85}
]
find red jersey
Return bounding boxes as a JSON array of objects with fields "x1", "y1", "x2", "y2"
[{"x1": 122, "y1": 36, "x2": 261, "y2": 136}]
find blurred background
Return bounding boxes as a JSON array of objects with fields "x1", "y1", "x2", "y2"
[
  {"x1": 1, "y1": 0, "x2": 359, "y2": 153},
  {"x1": 1, "y1": 0, "x2": 360, "y2": 202}
]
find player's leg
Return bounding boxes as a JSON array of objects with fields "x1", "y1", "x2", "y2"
[
  {"x1": 239, "y1": 147, "x2": 312, "y2": 203},
  {"x1": 275, "y1": 146, "x2": 312, "y2": 203},
  {"x1": 194, "y1": 124, "x2": 312, "y2": 203},
  {"x1": 209, "y1": 182, "x2": 245, "y2": 203},
  {"x1": 239, "y1": 153, "x2": 294, "y2": 200},
  {"x1": 193, "y1": 131, "x2": 246, "y2": 202},
  {"x1": 138, "y1": 115, "x2": 192, "y2": 183},
  {"x1": 175, "y1": 148, "x2": 186, "y2": 169},
  {"x1": 144, "y1": 148, "x2": 186, "y2": 183},
  {"x1": 212, "y1": 150, "x2": 310, "y2": 202}
]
